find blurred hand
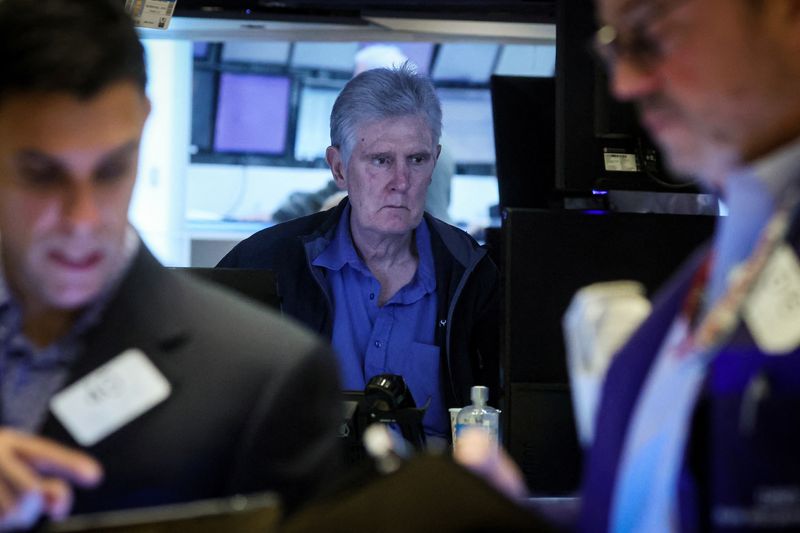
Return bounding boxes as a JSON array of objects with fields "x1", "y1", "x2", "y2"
[
  {"x1": 453, "y1": 428, "x2": 528, "y2": 501},
  {"x1": 0, "y1": 429, "x2": 102, "y2": 530}
]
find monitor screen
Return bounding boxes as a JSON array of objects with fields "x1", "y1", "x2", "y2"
[
  {"x1": 220, "y1": 41, "x2": 291, "y2": 64},
  {"x1": 190, "y1": 69, "x2": 216, "y2": 152},
  {"x1": 490, "y1": 75, "x2": 556, "y2": 210},
  {"x1": 431, "y1": 43, "x2": 498, "y2": 83},
  {"x1": 193, "y1": 41, "x2": 210, "y2": 60},
  {"x1": 555, "y1": 0, "x2": 689, "y2": 193},
  {"x1": 291, "y1": 42, "x2": 359, "y2": 71},
  {"x1": 437, "y1": 88, "x2": 495, "y2": 165},
  {"x1": 494, "y1": 44, "x2": 556, "y2": 77},
  {"x1": 213, "y1": 73, "x2": 291, "y2": 155},
  {"x1": 294, "y1": 84, "x2": 340, "y2": 162}
]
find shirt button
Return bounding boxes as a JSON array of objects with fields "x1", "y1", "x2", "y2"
[
  {"x1": 369, "y1": 293, "x2": 375, "y2": 300},
  {"x1": 374, "y1": 340, "x2": 382, "y2": 348}
]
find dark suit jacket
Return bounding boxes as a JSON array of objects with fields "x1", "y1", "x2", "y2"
[
  {"x1": 38, "y1": 244, "x2": 342, "y2": 515},
  {"x1": 581, "y1": 219, "x2": 800, "y2": 531}
]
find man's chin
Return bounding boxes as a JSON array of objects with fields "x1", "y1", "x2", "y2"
[
  {"x1": 662, "y1": 142, "x2": 739, "y2": 191},
  {"x1": 40, "y1": 270, "x2": 108, "y2": 311},
  {"x1": 375, "y1": 213, "x2": 421, "y2": 233},
  {"x1": 46, "y1": 286, "x2": 103, "y2": 311}
]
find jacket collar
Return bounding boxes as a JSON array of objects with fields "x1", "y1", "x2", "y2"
[
  {"x1": 300, "y1": 196, "x2": 487, "y2": 273},
  {"x1": 64, "y1": 243, "x2": 187, "y2": 382}
]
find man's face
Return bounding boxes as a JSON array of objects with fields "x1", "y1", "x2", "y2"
[
  {"x1": 327, "y1": 115, "x2": 438, "y2": 239},
  {"x1": 597, "y1": 0, "x2": 800, "y2": 186},
  {"x1": 0, "y1": 81, "x2": 150, "y2": 314}
]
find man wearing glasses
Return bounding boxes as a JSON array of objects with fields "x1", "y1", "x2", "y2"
[
  {"x1": 456, "y1": 0, "x2": 800, "y2": 531},
  {"x1": 581, "y1": 0, "x2": 800, "y2": 531}
]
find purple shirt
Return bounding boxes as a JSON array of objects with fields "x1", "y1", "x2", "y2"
[{"x1": 312, "y1": 206, "x2": 446, "y2": 438}]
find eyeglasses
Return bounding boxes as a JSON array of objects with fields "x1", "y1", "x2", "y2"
[{"x1": 592, "y1": 0, "x2": 693, "y2": 71}]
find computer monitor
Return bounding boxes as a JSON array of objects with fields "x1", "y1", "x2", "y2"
[
  {"x1": 190, "y1": 69, "x2": 216, "y2": 153},
  {"x1": 555, "y1": 0, "x2": 694, "y2": 194},
  {"x1": 171, "y1": 268, "x2": 281, "y2": 311},
  {"x1": 290, "y1": 42, "x2": 359, "y2": 72},
  {"x1": 294, "y1": 83, "x2": 341, "y2": 162},
  {"x1": 490, "y1": 75, "x2": 556, "y2": 210},
  {"x1": 437, "y1": 87, "x2": 495, "y2": 166},
  {"x1": 213, "y1": 73, "x2": 291, "y2": 155},
  {"x1": 220, "y1": 41, "x2": 290, "y2": 64},
  {"x1": 431, "y1": 43, "x2": 499, "y2": 83}
]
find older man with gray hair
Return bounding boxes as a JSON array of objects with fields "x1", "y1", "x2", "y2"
[{"x1": 219, "y1": 65, "x2": 500, "y2": 443}]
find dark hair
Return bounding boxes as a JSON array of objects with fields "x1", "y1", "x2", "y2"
[{"x1": 0, "y1": 0, "x2": 147, "y2": 102}]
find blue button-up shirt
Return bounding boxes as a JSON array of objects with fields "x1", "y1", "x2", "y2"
[{"x1": 313, "y1": 206, "x2": 446, "y2": 438}]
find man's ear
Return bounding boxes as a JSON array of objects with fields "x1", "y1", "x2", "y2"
[
  {"x1": 326, "y1": 146, "x2": 348, "y2": 190},
  {"x1": 435, "y1": 144, "x2": 442, "y2": 161}
]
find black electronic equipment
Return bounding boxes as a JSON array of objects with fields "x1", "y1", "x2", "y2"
[
  {"x1": 364, "y1": 374, "x2": 427, "y2": 450},
  {"x1": 170, "y1": 267, "x2": 281, "y2": 310},
  {"x1": 501, "y1": 208, "x2": 716, "y2": 494},
  {"x1": 339, "y1": 374, "x2": 428, "y2": 465},
  {"x1": 555, "y1": 0, "x2": 696, "y2": 194},
  {"x1": 490, "y1": 75, "x2": 557, "y2": 210},
  {"x1": 46, "y1": 492, "x2": 280, "y2": 533}
]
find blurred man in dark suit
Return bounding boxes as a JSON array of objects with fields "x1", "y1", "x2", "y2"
[
  {"x1": 459, "y1": 1, "x2": 800, "y2": 530},
  {"x1": 0, "y1": 0, "x2": 340, "y2": 528}
]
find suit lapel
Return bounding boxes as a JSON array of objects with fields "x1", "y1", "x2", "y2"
[
  {"x1": 581, "y1": 244, "x2": 711, "y2": 530},
  {"x1": 40, "y1": 244, "x2": 189, "y2": 446}
]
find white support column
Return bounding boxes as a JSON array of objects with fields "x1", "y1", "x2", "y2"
[{"x1": 130, "y1": 39, "x2": 192, "y2": 266}]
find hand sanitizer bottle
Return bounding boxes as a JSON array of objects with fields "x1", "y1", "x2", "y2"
[{"x1": 455, "y1": 386, "x2": 500, "y2": 443}]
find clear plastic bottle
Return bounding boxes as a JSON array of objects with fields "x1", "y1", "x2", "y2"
[{"x1": 455, "y1": 386, "x2": 500, "y2": 444}]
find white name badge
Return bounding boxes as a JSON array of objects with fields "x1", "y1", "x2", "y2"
[
  {"x1": 124, "y1": 0, "x2": 176, "y2": 30},
  {"x1": 744, "y1": 244, "x2": 800, "y2": 354},
  {"x1": 50, "y1": 349, "x2": 171, "y2": 447}
]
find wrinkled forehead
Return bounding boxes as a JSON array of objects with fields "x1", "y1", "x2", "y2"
[{"x1": 355, "y1": 114, "x2": 435, "y2": 145}]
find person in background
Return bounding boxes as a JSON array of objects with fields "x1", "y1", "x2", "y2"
[
  {"x1": 458, "y1": 0, "x2": 800, "y2": 531},
  {"x1": 0, "y1": 0, "x2": 341, "y2": 527},
  {"x1": 219, "y1": 65, "x2": 500, "y2": 446},
  {"x1": 272, "y1": 44, "x2": 456, "y2": 224}
]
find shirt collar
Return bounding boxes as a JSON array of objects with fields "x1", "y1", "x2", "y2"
[
  {"x1": 751, "y1": 136, "x2": 800, "y2": 203},
  {"x1": 312, "y1": 205, "x2": 437, "y2": 299},
  {"x1": 717, "y1": 136, "x2": 800, "y2": 245},
  {"x1": 312, "y1": 203, "x2": 365, "y2": 274},
  {"x1": 708, "y1": 137, "x2": 800, "y2": 305}
]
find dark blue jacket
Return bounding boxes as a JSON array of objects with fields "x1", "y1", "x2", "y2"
[
  {"x1": 581, "y1": 220, "x2": 800, "y2": 532},
  {"x1": 217, "y1": 198, "x2": 501, "y2": 409}
]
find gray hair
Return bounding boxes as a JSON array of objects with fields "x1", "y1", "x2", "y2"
[{"x1": 330, "y1": 63, "x2": 442, "y2": 167}]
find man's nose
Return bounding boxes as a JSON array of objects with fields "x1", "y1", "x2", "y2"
[
  {"x1": 608, "y1": 58, "x2": 661, "y2": 102},
  {"x1": 390, "y1": 162, "x2": 411, "y2": 192},
  {"x1": 63, "y1": 181, "x2": 101, "y2": 230}
]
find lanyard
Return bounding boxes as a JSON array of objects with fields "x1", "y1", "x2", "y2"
[{"x1": 677, "y1": 208, "x2": 791, "y2": 357}]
